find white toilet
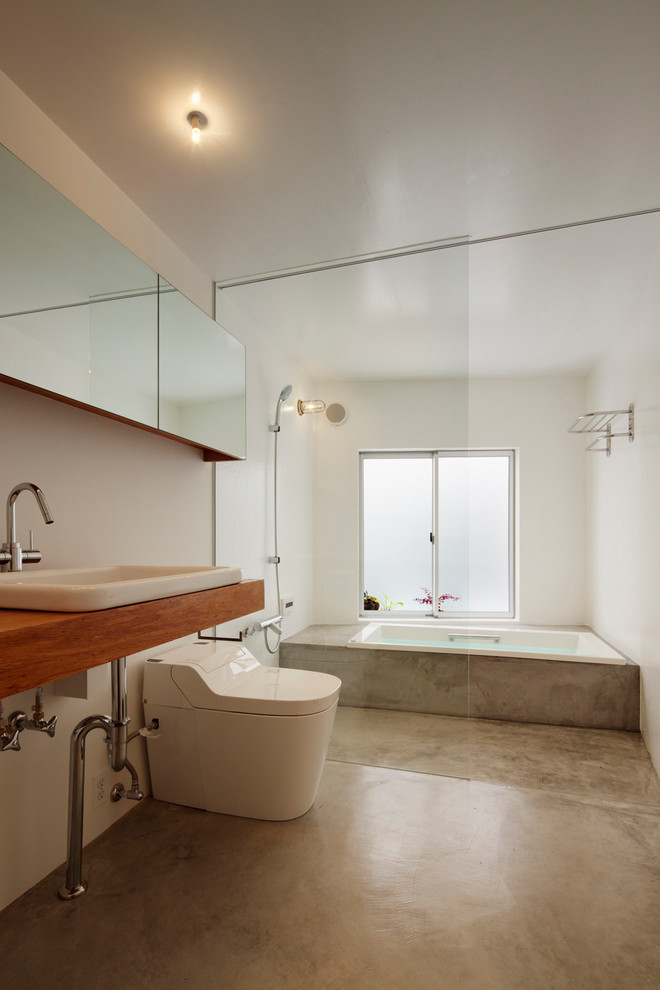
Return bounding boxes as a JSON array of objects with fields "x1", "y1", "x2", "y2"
[{"x1": 142, "y1": 641, "x2": 341, "y2": 821}]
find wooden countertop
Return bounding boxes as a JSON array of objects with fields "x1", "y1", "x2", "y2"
[{"x1": 0, "y1": 578, "x2": 264, "y2": 698}]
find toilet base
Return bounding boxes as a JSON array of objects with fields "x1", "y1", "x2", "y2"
[{"x1": 144, "y1": 701, "x2": 338, "y2": 820}]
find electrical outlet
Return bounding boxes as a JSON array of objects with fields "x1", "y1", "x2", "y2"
[{"x1": 92, "y1": 770, "x2": 108, "y2": 809}]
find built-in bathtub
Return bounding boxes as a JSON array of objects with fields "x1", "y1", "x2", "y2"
[
  {"x1": 348, "y1": 623, "x2": 627, "y2": 664},
  {"x1": 279, "y1": 623, "x2": 639, "y2": 731}
]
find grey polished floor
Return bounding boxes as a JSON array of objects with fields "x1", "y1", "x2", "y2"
[
  {"x1": 2, "y1": 712, "x2": 660, "y2": 989},
  {"x1": 329, "y1": 706, "x2": 660, "y2": 802}
]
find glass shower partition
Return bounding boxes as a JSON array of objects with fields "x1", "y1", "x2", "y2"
[{"x1": 217, "y1": 236, "x2": 471, "y2": 780}]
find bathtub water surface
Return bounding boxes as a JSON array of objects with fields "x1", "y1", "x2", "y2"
[{"x1": 348, "y1": 623, "x2": 626, "y2": 665}]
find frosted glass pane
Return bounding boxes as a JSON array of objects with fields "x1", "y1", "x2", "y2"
[
  {"x1": 436, "y1": 455, "x2": 510, "y2": 613},
  {"x1": 435, "y1": 457, "x2": 468, "y2": 611},
  {"x1": 363, "y1": 458, "x2": 432, "y2": 611}
]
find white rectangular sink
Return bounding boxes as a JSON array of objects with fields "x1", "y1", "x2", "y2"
[{"x1": 0, "y1": 565, "x2": 243, "y2": 612}]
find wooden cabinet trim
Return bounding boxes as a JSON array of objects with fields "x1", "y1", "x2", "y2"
[{"x1": 0, "y1": 375, "x2": 242, "y2": 462}]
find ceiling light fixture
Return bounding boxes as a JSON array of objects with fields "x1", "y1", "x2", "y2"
[
  {"x1": 297, "y1": 399, "x2": 326, "y2": 416},
  {"x1": 186, "y1": 110, "x2": 208, "y2": 143}
]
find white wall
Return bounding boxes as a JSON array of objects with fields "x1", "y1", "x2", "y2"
[
  {"x1": 0, "y1": 74, "x2": 314, "y2": 909},
  {"x1": 312, "y1": 376, "x2": 586, "y2": 626},
  {"x1": 586, "y1": 237, "x2": 660, "y2": 770},
  {"x1": 469, "y1": 377, "x2": 587, "y2": 625}
]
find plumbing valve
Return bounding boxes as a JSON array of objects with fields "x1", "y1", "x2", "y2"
[
  {"x1": 111, "y1": 782, "x2": 145, "y2": 802},
  {"x1": 0, "y1": 702, "x2": 17, "y2": 750},
  {"x1": 2, "y1": 710, "x2": 27, "y2": 751},
  {"x1": 25, "y1": 688, "x2": 57, "y2": 736},
  {"x1": 0, "y1": 721, "x2": 21, "y2": 751},
  {"x1": 0, "y1": 691, "x2": 58, "y2": 752},
  {"x1": 28, "y1": 713, "x2": 58, "y2": 736}
]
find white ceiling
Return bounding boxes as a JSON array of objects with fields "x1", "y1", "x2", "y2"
[
  {"x1": 220, "y1": 210, "x2": 660, "y2": 380},
  {"x1": 1, "y1": 0, "x2": 659, "y2": 379}
]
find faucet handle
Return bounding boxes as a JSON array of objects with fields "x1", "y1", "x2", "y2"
[
  {"x1": 0, "y1": 728, "x2": 21, "y2": 752},
  {"x1": 22, "y1": 528, "x2": 42, "y2": 565},
  {"x1": 38, "y1": 714, "x2": 58, "y2": 737}
]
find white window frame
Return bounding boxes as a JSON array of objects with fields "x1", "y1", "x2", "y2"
[{"x1": 359, "y1": 449, "x2": 516, "y2": 620}]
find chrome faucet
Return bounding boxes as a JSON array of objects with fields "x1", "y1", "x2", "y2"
[{"x1": 0, "y1": 482, "x2": 54, "y2": 572}]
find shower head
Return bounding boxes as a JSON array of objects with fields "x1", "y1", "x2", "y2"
[{"x1": 270, "y1": 384, "x2": 293, "y2": 431}]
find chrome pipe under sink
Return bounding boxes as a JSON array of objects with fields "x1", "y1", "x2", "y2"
[{"x1": 58, "y1": 657, "x2": 143, "y2": 900}]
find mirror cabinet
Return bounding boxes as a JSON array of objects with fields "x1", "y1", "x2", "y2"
[{"x1": 0, "y1": 144, "x2": 246, "y2": 460}]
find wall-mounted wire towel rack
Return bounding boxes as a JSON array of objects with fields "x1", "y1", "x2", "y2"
[{"x1": 568, "y1": 403, "x2": 634, "y2": 456}]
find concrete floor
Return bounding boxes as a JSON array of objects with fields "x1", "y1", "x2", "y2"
[
  {"x1": 329, "y1": 706, "x2": 660, "y2": 802},
  {"x1": 2, "y1": 710, "x2": 660, "y2": 988}
]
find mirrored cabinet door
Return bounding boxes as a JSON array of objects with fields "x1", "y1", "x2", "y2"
[
  {"x1": 88, "y1": 290, "x2": 158, "y2": 425},
  {"x1": 0, "y1": 143, "x2": 159, "y2": 427},
  {"x1": 0, "y1": 142, "x2": 245, "y2": 459},
  {"x1": 0, "y1": 143, "x2": 158, "y2": 315},
  {"x1": 158, "y1": 282, "x2": 246, "y2": 459}
]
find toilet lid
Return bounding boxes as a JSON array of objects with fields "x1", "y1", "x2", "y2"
[{"x1": 171, "y1": 661, "x2": 341, "y2": 716}]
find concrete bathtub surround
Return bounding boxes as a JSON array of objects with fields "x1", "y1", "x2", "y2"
[{"x1": 280, "y1": 624, "x2": 640, "y2": 731}]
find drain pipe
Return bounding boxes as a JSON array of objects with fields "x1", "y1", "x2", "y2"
[
  {"x1": 58, "y1": 712, "x2": 114, "y2": 900},
  {"x1": 58, "y1": 657, "x2": 144, "y2": 900},
  {"x1": 109, "y1": 656, "x2": 129, "y2": 772}
]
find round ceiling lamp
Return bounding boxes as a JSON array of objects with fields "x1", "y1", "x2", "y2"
[{"x1": 186, "y1": 110, "x2": 208, "y2": 143}]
